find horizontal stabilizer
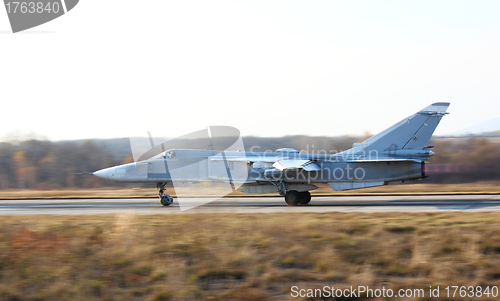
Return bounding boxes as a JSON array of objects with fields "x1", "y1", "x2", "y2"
[
  {"x1": 328, "y1": 181, "x2": 385, "y2": 191},
  {"x1": 345, "y1": 158, "x2": 422, "y2": 163}
]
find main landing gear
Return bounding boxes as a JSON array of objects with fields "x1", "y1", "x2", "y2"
[
  {"x1": 272, "y1": 181, "x2": 312, "y2": 206},
  {"x1": 157, "y1": 182, "x2": 173, "y2": 206},
  {"x1": 284, "y1": 191, "x2": 311, "y2": 206}
]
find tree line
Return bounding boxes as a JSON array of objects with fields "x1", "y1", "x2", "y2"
[{"x1": 0, "y1": 135, "x2": 498, "y2": 189}]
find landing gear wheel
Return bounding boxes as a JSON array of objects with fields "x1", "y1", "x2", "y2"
[
  {"x1": 160, "y1": 194, "x2": 173, "y2": 206},
  {"x1": 285, "y1": 190, "x2": 300, "y2": 206},
  {"x1": 298, "y1": 191, "x2": 311, "y2": 205},
  {"x1": 157, "y1": 182, "x2": 173, "y2": 206}
]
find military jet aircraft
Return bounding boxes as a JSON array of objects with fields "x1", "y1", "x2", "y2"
[{"x1": 93, "y1": 102, "x2": 449, "y2": 206}]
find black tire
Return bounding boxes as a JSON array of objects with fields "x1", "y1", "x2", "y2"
[
  {"x1": 298, "y1": 191, "x2": 311, "y2": 205},
  {"x1": 285, "y1": 190, "x2": 300, "y2": 206},
  {"x1": 160, "y1": 195, "x2": 173, "y2": 206}
]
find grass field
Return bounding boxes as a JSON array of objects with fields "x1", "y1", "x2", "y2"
[
  {"x1": 1, "y1": 181, "x2": 499, "y2": 199},
  {"x1": 2, "y1": 212, "x2": 500, "y2": 300}
]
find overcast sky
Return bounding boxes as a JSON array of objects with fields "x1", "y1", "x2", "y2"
[{"x1": 1, "y1": 0, "x2": 499, "y2": 141}]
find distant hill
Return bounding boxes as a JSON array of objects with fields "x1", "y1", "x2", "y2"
[
  {"x1": 481, "y1": 130, "x2": 500, "y2": 137},
  {"x1": 452, "y1": 117, "x2": 500, "y2": 136}
]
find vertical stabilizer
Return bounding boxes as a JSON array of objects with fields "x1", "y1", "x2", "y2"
[{"x1": 347, "y1": 102, "x2": 450, "y2": 155}]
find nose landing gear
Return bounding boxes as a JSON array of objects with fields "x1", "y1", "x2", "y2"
[
  {"x1": 157, "y1": 182, "x2": 173, "y2": 206},
  {"x1": 160, "y1": 194, "x2": 173, "y2": 206}
]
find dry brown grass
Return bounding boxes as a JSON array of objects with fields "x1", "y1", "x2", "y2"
[
  {"x1": 1, "y1": 181, "x2": 499, "y2": 199},
  {"x1": 1, "y1": 213, "x2": 500, "y2": 300}
]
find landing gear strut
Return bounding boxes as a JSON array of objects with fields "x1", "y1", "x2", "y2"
[
  {"x1": 271, "y1": 180, "x2": 312, "y2": 206},
  {"x1": 157, "y1": 182, "x2": 173, "y2": 206}
]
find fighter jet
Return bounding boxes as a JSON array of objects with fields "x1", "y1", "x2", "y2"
[{"x1": 93, "y1": 103, "x2": 449, "y2": 206}]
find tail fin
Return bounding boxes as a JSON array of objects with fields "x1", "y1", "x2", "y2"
[{"x1": 349, "y1": 102, "x2": 450, "y2": 154}]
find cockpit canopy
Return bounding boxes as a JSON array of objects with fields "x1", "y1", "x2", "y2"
[
  {"x1": 150, "y1": 149, "x2": 176, "y2": 160},
  {"x1": 166, "y1": 150, "x2": 176, "y2": 158}
]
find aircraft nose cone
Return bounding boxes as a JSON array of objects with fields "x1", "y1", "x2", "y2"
[{"x1": 93, "y1": 168, "x2": 110, "y2": 180}]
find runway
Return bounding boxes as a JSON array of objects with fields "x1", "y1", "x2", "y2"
[{"x1": 1, "y1": 194, "x2": 500, "y2": 215}]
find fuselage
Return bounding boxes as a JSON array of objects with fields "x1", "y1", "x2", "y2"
[{"x1": 94, "y1": 149, "x2": 424, "y2": 184}]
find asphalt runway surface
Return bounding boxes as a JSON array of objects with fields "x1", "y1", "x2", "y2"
[{"x1": 1, "y1": 195, "x2": 500, "y2": 215}]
